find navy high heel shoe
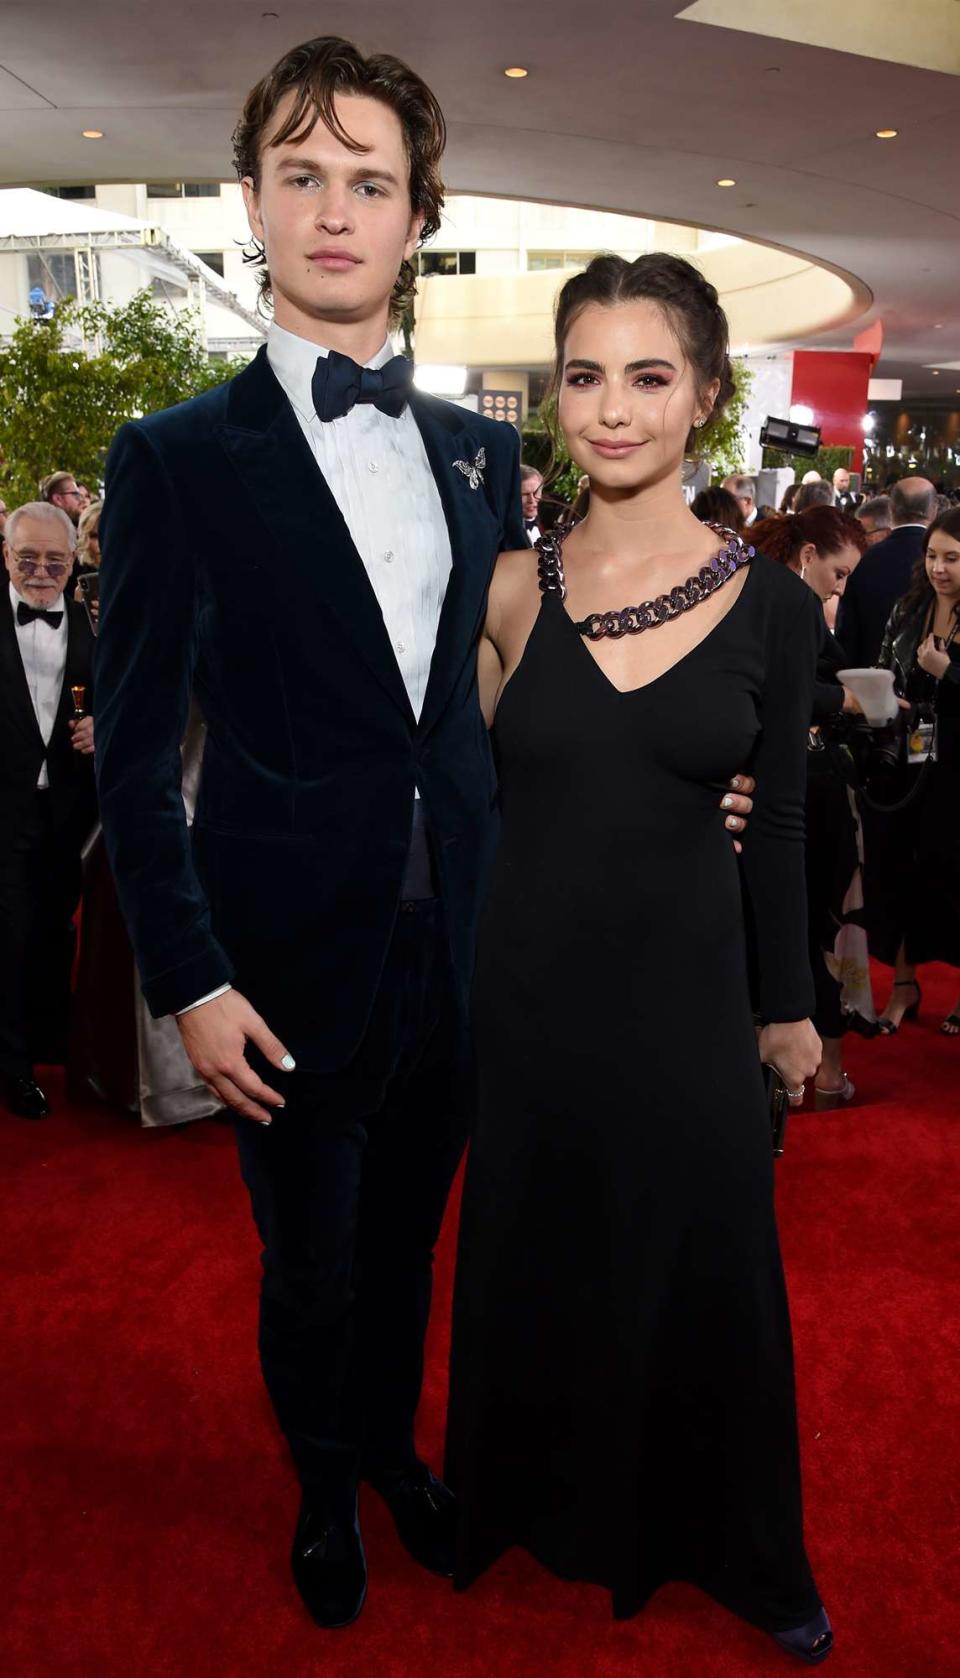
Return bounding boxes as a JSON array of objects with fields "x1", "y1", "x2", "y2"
[{"x1": 771, "y1": 1606, "x2": 834, "y2": 1664}]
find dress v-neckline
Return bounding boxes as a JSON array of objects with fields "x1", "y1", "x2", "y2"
[{"x1": 562, "y1": 556, "x2": 756, "y2": 698}]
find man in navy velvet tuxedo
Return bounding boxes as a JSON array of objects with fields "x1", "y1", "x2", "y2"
[{"x1": 95, "y1": 37, "x2": 526, "y2": 1629}]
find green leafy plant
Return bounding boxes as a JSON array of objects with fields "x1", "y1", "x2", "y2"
[
  {"x1": 761, "y1": 443, "x2": 854, "y2": 481},
  {"x1": 0, "y1": 292, "x2": 245, "y2": 506},
  {"x1": 700, "y1": 357, "x2": 753, "y2": 482}
]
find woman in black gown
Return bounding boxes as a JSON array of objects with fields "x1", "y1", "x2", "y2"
[{"x1": 446, "y1": 255, "x2": 833, "y2": 1663}]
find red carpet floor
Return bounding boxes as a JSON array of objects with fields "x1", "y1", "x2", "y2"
[{"x1": 3, "y1": 965, "x2": 959, "y2": 1678}]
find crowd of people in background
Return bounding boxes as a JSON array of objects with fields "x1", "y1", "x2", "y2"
[{"x1": 2, "y1": 443, "x2": 959, "y2": 1121}]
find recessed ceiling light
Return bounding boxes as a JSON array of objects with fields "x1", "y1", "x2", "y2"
[
  {"x1": 81, "y1": 129, "x2": 104, "y2": 140},
  {"x1": 716, "y1": 178, "x2": 736, "y2": 187},
  {"x1": 932, "y1": 369, "x2": 940, "y2": 375},
  {"x1": 875, "y1": 128, "x2": 898, "y2": 139},
  {"x1": 503, "y1": 66, "x2": 529, "y2": 78},
  {"x1": 934, "y1": 323, "x2": 943, "y2": 329}
]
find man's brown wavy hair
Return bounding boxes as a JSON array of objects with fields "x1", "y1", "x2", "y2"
[{"x1": 232, "y1": 36, "x2": 446, "y2": 323}]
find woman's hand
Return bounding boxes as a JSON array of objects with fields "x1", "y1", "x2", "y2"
[
  {"x1": 840, "y1": 685, "x2": 862, "y2": 714},
  {"x1": 917, "y1": 634, "x2": 951, "y2": 680},
  {"x1": 758, "y1": 1019, "x2": 822, "y2": 1105}
]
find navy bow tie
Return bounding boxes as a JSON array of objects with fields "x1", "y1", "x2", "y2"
[
  {"x1": 311, "y1": 349, "x2": 414, "y2": 423},
  {"x1": 17, "y1": 601, "x2": 63, "y2": 628}
]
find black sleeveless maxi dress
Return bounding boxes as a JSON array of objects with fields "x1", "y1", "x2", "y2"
[{"x1": 446, "y1": 539, "x2": 826, "y2": 1634}]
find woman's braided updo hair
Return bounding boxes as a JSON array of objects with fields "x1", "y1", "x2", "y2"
[{"x1": 545, "y1": 252, "x2": 736, "y2": 469}]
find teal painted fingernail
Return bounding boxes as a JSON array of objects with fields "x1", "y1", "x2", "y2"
[{"x1": 281, "y1": 1054, "x2": 296, "y2": 1070}]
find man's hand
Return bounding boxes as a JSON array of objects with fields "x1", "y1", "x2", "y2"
[
  {"x1": 721, "y1": 774, "x2": 755, "y2": 854},
  {"x1": 177, "y1": 989, "x2": 295, "y2": 1124},
  {"x1": 69, "y1": 716, "x2": 95, "y2": 755}
]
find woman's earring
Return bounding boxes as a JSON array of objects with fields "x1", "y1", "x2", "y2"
[{"x1": 695, "y1": 418, "x2": 706, "y2": 429}]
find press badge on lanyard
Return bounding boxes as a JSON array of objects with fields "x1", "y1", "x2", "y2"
[{"x1": 908, "y1": 719, "x2": 936, "y2": 765}]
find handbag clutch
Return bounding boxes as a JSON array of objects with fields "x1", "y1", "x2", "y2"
[{"x1": 763, "y1": 1063, "x2": 789, "y2": 1157}]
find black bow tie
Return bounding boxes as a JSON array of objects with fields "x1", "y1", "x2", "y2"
[
  {"x1": 311, "y1": 349, "x2": 414, "y2": 423},
  {"x1": 17, "y1": 601, "x2": 63, "y2": 629}
]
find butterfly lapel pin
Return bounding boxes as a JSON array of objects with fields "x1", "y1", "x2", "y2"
[{"x1": 453, "y1": 446, "x2": 486, "y2": 490}]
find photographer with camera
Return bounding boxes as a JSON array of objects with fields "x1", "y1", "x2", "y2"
[
  {"x1": 752, "y1": 507, "x2": 870, "y2": 1106},
  {"x1": 866, "y1": 507, "x2": 960, "y2": 1034}
]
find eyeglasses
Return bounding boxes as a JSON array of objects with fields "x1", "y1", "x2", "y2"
[{"x1": 9, "y1": 548, "x2": 71, "y2": 577}]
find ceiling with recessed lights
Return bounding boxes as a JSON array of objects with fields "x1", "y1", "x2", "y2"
[{"x1": 0, "y1": 0, "x2": 957, "y2": 395}]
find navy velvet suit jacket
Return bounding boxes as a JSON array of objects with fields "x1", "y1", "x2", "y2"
[{"x1": 95, "y1": 346, "x2": 524, "y2": 1071}]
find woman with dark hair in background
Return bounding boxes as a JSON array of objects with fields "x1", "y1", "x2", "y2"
[
  {"x1": 448, "y1": 253, "x2": 833, "y2": 1663},
  {"x1": 690, "y1": 483, "x2": 744, "y2": 533},
  {"x1": 780, "y1": 481, "x2": 801, "y2": 514},
  {"x1": 752, "y1": 507, "x2": 870, "y2": 1104},
  {"x1": 867, "y1": 507, "x2": 960, "y2": 1034}
]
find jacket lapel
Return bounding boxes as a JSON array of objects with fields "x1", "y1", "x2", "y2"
[
  {"x1": 217, "y1": 347, "x2": 414, "y2": 726},
  {"x1": 411, "y1": 394, "x2": 501, "y2": 741},
  {"x1": 0, "y1": 590, "x2": 46, "y2": 754}
]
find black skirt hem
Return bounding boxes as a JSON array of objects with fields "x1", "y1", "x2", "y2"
[{"x1": 454, "y1": 1532, "x2": 824, "y2": 1637}]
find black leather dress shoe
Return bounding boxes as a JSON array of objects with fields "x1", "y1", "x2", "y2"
[
  {"x1": 4, "y1": 1076, "x2": 49, "y2": 1119},
  {"x1": 771, "y1": 1606, "x2": 834, "y2": 1664},
  {"x1": 365, "y1": 1462, "x2": 457, "y2": 1577},
  {"x1": 291, "y1": 1500, "x2": 367, "y2": 1629}
]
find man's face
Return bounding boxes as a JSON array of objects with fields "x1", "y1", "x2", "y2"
[
  {"x1": 51, "y1": 477, "x2": 84, "y2": 525},
  {"x1": 735, "y1": 490, "x2": 754, "y2": 520},
  {"x1": 4, "y1": 513, "x2": 74, "y2": 608},
  {"x1": 834, "y1": 469, "x2": 851, "y2": 494},
  {"x1": 75, "y1": 484, "x2": 91, "y2": 512},
  {"x1": 858, "y1": 514, "x2": 890, "y2": 547},
  {"x1": 520, "y1": 474, "x2": 543, "y2": 521},
  {"x1": 242, "y1": 92, "x2": 424, "y2": 341}
]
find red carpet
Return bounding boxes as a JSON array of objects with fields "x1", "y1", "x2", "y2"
[{"x1": 3, "y1": 966, "x2": 959, "y2": 1678}]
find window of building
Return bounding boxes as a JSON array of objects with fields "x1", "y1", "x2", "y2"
[
  {"x1": 194, "y1": 251, "x2": 225, "y2": 277},
  {"x1": 26, "y1": 250, "x2": 79, "y2": 301},
  {"x1": 42, "y1": 184, "x2": 97, "y2": 201},
  {"x1": 414, "y1": 250, "x2": 477, "y2": 276},
  {"x1": 527, "y1": 251, "x2": 596, "y2": 271},
  {"x1": 146, "y1": 181, "x2": 223, "y2": 199}
]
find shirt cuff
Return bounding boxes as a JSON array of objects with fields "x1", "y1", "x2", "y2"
[{"x1": 175, "y1": 983, "x2": 233, "y2": 1016}]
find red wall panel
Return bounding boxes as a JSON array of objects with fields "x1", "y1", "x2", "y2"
[{"x1": 790, "y1": 350, "x2": 873, "y2": 472}]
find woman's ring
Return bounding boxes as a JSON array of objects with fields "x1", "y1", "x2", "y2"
[{"x1": 785, "y1": 1084, "x2": 805, "y2": 1102}]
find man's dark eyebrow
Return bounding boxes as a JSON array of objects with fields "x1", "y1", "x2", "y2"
[
  {"x1": 274, "y1": 154, "x2": 400, "y2": 187},
  {"x1": 563, "y1": 357, "x2": 678, "y2": 373}
]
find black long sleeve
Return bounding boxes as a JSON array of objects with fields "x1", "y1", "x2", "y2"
[{"x1": 740, "y1": 582, "x2": 822, "y2": 1022}]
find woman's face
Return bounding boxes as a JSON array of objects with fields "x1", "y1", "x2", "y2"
[
  {"x1": 799, "y1": 541, "x2": 861, "y2": 603},
  {"x1": 557, "y1": 300, "x2": 717, "y2": 495},
  {"x1": 86, "y1": 529, "x2": 100, "y2": 565},
  {"x1": 925, "y1": 529, "x2": 960, "y2": 605}
]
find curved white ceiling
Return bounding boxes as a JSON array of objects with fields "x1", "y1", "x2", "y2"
[{"x1": 1, "y1": 0, "x2": 957, "y2": 395}]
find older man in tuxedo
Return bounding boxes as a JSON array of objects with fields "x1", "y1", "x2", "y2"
[{"x1": 1, "y1": 503, "x2": 96, "y2": 1117}]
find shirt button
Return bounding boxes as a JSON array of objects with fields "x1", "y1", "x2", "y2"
[
  {"x1": 396, "y1": 641, "x2": 406, "y2": 655},
  {"x1": 368, "y1": 461, "x2": 379, "y2": 474},
  {"x1": 383, "y1": 550, "x2": 394, "y2": 564}
]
